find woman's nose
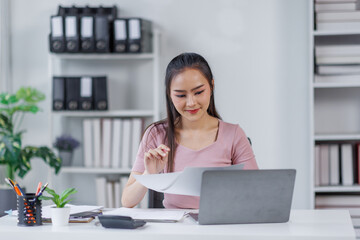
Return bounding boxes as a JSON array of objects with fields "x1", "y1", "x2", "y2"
[{"x1": 186, "y1": 95, "x2": 196, "y2": 106}]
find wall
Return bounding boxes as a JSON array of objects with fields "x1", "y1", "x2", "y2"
[{"x1": 9, "y1": 0, "x2": 309, "y2": 208}]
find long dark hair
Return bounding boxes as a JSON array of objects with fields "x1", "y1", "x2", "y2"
[{"x1": 148, "y1": 53, "x2": 221, "y2": 172}]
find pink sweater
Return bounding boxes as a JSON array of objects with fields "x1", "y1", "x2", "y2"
[{"x1": 132, "y1": 120, "x2": 258, "y2": 209}]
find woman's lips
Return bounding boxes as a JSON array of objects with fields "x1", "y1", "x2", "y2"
[{"x1": 186, "y1": 109, "x2": 200, "y2": 114}]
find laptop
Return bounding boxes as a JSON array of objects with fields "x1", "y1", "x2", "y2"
[{"x1": 189, "y1": 169, "x2": 296, "y2": 225}]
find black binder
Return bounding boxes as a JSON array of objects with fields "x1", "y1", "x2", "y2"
[
  {"x1": 93, "y1": 76, "x2": 108, "y2": 110},
  {"x1": 127, "y1": 18, "x2": 152, "y2": 53},
  {"x1": 79, "y1": 77, "x2": 93, "y2": 110},
  {"x1": 94, "y1": 6, "x2": 117, "y2": 52},
  {"x1": 52, "y1": 77, "x2": 66, "y2": 111},
  {"x1": 65, "y1": 6, "x2": 80, "y2": 52},
  {"x1": 95, "y1": 15, "x2": 109, "y2": 52},
  {"x1": 66, "y1": 77, "x2": 80, "y2": 110},
  {"x1": 80, "y1": 6, "x2": 95, "y2": 52},
  {"x1": 113, "y1": 18, "x2": 128, "y2": 53},
  {"x1": 49, "y1": 15, "x2": 65, "y2": 53}
]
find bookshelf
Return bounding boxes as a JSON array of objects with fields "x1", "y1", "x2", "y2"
[
  {"x1": 310, "y1": 1, "x2": 360, "y2": 236},
  {"x1": 48, "y1": 31, "x2": 161, "y2": 207}
]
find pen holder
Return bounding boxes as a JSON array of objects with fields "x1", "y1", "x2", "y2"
[{"x1": 17, "y1": 193, "x2": 42, "y2": 226}]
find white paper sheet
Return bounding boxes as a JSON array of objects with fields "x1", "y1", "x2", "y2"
[
  {"x1": 103, "y1": 207, "x2": 186, "y2": 222},
  {"x1": 134, "y1": 164, "x2": 244, "y2": 196}
]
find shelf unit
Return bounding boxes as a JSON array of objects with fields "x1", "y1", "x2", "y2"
[
  {"x1": 48, "y1": 31, "x2": 161, "y2": 205},
  {"x1": 310, "y1": 1, "x2": 360, "y2": 209}
]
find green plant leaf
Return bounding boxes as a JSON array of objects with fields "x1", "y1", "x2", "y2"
[
  {"x1": 60, "y1": 188, "x2": 77, "y2": 202},
  {"x1": 59, "y1": 199, "x2": 73, "y2": 208},
  {"x1": 45, "y1": 188, "x2": 58, "y2": 198},
  {"x1": 38, "y1": 196, "x2": 54, "y2": 201}
]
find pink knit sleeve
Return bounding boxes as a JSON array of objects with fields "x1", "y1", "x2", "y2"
[
  {"x1": 131, "y1": 124, "x2": 164, "y2": 173},
  {"x1": 232, "y1": 126, "x2": 258, "y2": 169}
]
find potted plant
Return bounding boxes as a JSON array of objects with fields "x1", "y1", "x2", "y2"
[
  {"x1": 0, "y1": 87, "x2": 62, "y2": 212},
  {"x1": 53, "y1": 135, "x2": 80, "y2": 166},
  {"x1": 39, "y1": 187, "x2": 77, "y2": 226}
]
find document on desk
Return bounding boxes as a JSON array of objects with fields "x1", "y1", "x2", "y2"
[
  {"x1": 103, "y1": 207, "x2": 186, "y2": 222},
  {"x1": 134, "y1": 164, "x2": 244, "y2": 196}
]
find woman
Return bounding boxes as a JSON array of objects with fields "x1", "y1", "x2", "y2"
[{"x1": 121, "y1": 52, "x2": 258, "y2": 209}]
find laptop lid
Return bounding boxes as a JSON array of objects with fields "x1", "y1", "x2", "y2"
[{"x1": 198, "y1": 169, "x2": 296, "y2": 225}]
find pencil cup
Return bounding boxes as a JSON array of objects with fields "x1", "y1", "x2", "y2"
[{"x1": 17, "y1": 193, "x2": 42, "y2": 226}]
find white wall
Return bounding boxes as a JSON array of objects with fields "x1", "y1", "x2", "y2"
[{"x1": 9, "y1": 0, "x2": 309, "y2": 208}]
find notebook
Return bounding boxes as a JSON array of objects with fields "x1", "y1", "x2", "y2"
[{"x1": 189, "y1": 169, "x2": 296, "y2": 225}]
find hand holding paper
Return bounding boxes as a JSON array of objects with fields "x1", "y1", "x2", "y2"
[{"x1": 134, "y1": 164, "x2": 244, "y2": 196}]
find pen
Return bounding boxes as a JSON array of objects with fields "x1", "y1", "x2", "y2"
[
  {"x1": 37, "y1": 182, "x2": 48, "y2": 197},
  {"x1": 15, "y1": 183, "x2": 25, "y2": 196},
  {"x1": 14, "y1": 185, "x2": 22, "y2": 196},
  {"x1": 5, "y1": 178, "x2": 22, "y2": 196},
  {"x1": 4, "y1": 178, "x2": 14, "y2": 188},
  {"x1": 35, "y1": 182, "x2": 42, "y2": 195}
]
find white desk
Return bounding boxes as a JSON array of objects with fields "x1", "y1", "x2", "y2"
[{"x1": 0, "y1": 210, "x2": 355, "y2": 240}]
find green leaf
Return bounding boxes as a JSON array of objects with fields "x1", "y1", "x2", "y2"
[
  {"x1": 38, "y1": 196, "x2": 54, "y2": 201},
  {"x1": 45, "y1": 188, "x2": 58, "y2": 198},
  {"x1": 59, "y1": 199, "x2": 73, "y2": 208},
  {"x1": 60, "y1": 188, "x2": 77, "y2": 203}
]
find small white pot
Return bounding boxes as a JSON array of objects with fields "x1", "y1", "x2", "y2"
[{"x1": 51, "y1": 206, "x2": 71, "y2": 226}]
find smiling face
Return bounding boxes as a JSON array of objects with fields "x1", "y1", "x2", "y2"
[{"x1": 170, "y1": 68, "x2": 213, "y2": 123}]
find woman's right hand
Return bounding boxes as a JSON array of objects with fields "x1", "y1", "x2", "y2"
[{"x1": 144, "y1": 144, "x2": 170, "y2": 174}]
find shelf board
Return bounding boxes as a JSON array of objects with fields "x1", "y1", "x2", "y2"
[
  {"x1": 314, "y1": 82, "x2": 360, "y2": 88},
  {"x1": 50, "y1": 53, "x2": 155, "y2": 60},
  {"x1": 315, "y1": 186, "x2": 360, "y2": 193},
  {"x1": 60, "y1": 167, "x2": 132, "y2": 174},
  {"x1": 313, "y1": 30, "x2": 360, "y2": 36},
  {"x1": 52, "y1": 110, "x2": 155, "y2": 118},
  {"x1": 315, "y1": 133, "x2": 360, "y2": 141}
]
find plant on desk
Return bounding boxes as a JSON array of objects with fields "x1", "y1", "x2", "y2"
[
  {"x1": 53, "y1": 135, "x2": 80, "y2": 166},
  {"x1": 39, "y1": 187, "x2": 77, "y2": 226}
]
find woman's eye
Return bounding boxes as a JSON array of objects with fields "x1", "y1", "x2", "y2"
[
  {"x1": 176, "y1": 95, "x2": 186, "y2": 98},
  {"x1": 195, "y1": 90, "x2": 204, "y2": 95}
]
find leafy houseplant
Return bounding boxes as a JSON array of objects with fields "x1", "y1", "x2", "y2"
[
  {"x1": 0, "y1": 87, "x2": 62, "y2": 180},
  {"x1": 39, "y1": 187, "x2": 77, "y2": 208},
  {"x1": 53, "y1": 135, "x2": 80, "y2": 166},
  {"x1": 39, "y1": 187, "x2": 77, "y2": 226}
]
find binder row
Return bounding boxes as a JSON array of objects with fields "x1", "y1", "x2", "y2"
[
  {"x1": 95, "y1": 176, "x2": 148, "y2": 208},
  {"x1": 82, "y1": 118, "x2": 144, "y2": 169},
  {"x1": 49, "y1": 5, "x2": 152, "y2": 54},
  {"x1": 314, "y1": 143, "x2": 360, "y2": 187},
  {"x1": 52, "y1": 76, "x2": 108, "y2": 111}
]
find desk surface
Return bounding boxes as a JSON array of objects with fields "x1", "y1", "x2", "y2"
[{"x1": 0, "y1": 210, "x2": 356, "y2": 240}]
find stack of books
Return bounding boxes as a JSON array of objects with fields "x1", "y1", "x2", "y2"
[
  {"x1": 82, "y1": 117, "x2": 144, "y2": 169},
  {"x1": 314, "y1": 143, "x2": 360, "y2": 186},
  {"x1": 315, "y1": 0, "x2": 360, "y2": 31}
]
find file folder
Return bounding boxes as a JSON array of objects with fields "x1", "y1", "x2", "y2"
[
  {"x1": 127, "y1": 18, "x2": 152, "y2": 53},
  {"x1": 94, "y1": 6, "x2": 117, "y2": 52},
  {"x1": 65, "y1": 7, "x2": 80, "y2": 53},
  {"x1": 93, "y1": 76, "x2": 108, "y2": 110},
  {"x1": 80, "y1": 7, "x2": 95, "y2": 52},
  {"x1": 66, "y1": 77, "x2": 80, "y2": 110},
  {"x1": 49, "y1": 15, "x2": 65, "y2": 53},
  {"x1": 95, "y1": 15, "x2": 110, "y2": 52},
  {"x1": 52, "y1": 77, "x2": 66, "y2": 111},
  {"x1": 80, "y1": 77, "x2": 93, "y2": 110},
  {"x1": 113, "y1": 18, "x2": 128, "y2": 53}
]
